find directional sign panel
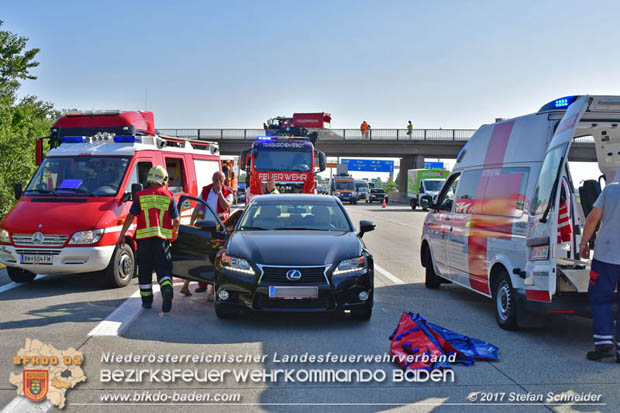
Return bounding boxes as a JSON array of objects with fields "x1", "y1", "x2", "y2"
[
  {"x1": 424, "y1": 161, "x2": 444, "y2": 169},
  {"x1": 341, "y1": 159, "x2": 394, "y2": 172}
]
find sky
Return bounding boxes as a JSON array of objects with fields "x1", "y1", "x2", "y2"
[{"x1": 3, "y1": 1, "x2": 615, "y2": 183}]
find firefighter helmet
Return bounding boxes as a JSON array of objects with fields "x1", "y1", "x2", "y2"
[{"x1": 146, "y1": 165, "x2": 168, "y2": 185}]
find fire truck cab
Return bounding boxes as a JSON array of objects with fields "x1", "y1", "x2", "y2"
[{"x1": 0, "y1": 111, "x2": 222, "y2": 287}]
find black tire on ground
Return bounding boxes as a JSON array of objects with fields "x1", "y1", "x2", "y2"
[
  {"x1": 411, "y1": 200, "x2": 417, "y2": 210},
  {"x1": 350, "y1": 307, "x2": 372, "y2": 321},
  {"x1": 103, "y1": 244, "x2": 135, "y2": 288},
  {"x1": 424, "y1": 249, "x2": 442, "y2": 289},
  {"x1": 493, "y1": 270, "x2": 519, "y2": 330},
  {"x1": 7, "y1": 267, "x2": 37, "y2": 283},
  {"x1": 351, "y1": 199, "x2": 357, "y2": 205}
]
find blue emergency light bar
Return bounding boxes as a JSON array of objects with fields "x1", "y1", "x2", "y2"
[
  {"x1": 538, "y1": 95, "x2": 579, "y2": 112},
  {"x1": 114, "y1": 135, "x2": 142, "y2": 143},
  {"x1": 62, "y1": 137, "x2": 86, "y2": 144},
  {"x1": 256, "y1": 136, "x2": 272, "y2": 141}
]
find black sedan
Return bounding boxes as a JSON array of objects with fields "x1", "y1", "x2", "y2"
[
  {"x1": 171, "y1": 194, "x2": 376, "y2": 320},
  {"x1": 366, "y1": 188, "x2": 389, "y2": 204}
]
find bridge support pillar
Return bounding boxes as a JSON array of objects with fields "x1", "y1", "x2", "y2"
[{"x1": 398, "y1": 155, "x2": 424, "y2": 194}]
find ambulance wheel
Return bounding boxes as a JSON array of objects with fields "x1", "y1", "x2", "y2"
[
  {"x1": 7, "y1": 267, "x2": 36, "y2": 283},
  {"x1": 424, "y1": 250, "x2": 442, "y2": 289},
  {"x1": 104, "y1": 244, "x2": 135, "y2": 288},
  {"x1": 493, "y1": 272, "x2": 518, "y2": 330}
]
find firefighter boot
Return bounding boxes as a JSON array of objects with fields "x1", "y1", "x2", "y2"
[
  {"x1": 161, "y1": 285, "x2": 173, "y2": 313},
  {"x1": 586, "y1": 345, "x2": 614, "y2": 361},
  {"x1": 140, "y1": 289, "x2": 153, "y2": 309}
]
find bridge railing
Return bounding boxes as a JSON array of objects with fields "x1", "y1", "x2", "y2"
[{"x1": 157, "y1": 128, "x2": 478, "y2": 141}]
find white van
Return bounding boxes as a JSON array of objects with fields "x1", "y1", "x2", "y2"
[{"x1": 421, "y1": 95, "x2": 620, "y2": 329}]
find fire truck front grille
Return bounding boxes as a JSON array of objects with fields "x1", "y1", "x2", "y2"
[
  {"x1": 262, "y1": 182, "x2": 305, "y2": 194},
  {"x1": 12, "y1": 234, "x2": 68, "y2": 247}
]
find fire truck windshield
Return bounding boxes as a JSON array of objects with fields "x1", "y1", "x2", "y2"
[
  {"x1": 253, "y1": 150, "x2": 312, "y2": 172},
  {"x1": 26, "y1": 156, "x2": 130, "y2": 197},
  {"x1": 335, "y1": 181, "x2": 355, "y2": 190}
]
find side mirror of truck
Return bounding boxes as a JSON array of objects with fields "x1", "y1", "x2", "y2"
[
  {"x1": 14, "y1": 182, "x2": 23, "y2": 200},
  {"x1": 318, "y1": 152, "x2": 326, "y2": 172},
  {"x1": 358, "y1": 220, "x2": 376, "y2": 238},
  {"x1": 131, "y1": 183, "x2": 143, "y2": 200},
  {"x1": 240, "y1": 150, "x2": 249, "y2": 170}
]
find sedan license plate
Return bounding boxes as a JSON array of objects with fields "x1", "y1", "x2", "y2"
[
  {"x1": 20, "y1": 254, "x2": 53, "y2": 265},
  {"x1": 269, "y1": 286, "x2": 318, "y2": 299}
]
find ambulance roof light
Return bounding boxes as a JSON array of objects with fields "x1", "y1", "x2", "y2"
[
  {"x1": 114, "y1": 135, "x2": 142, "y2": 143},
  {"x1": 538, "y1": 95, "x2": 580, "y2": 112},
  {"x1": 257, "y1": 136, "x2": 272, "y2": 141}
]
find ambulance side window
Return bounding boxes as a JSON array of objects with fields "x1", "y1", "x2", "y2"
[
  {"x1": 437, "y1": 174, "x2": 460, "y2": 212},
  {"x1": 165, "y1": 158, "x2": 186, "y2": 194}
]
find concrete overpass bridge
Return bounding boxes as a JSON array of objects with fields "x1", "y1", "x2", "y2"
[{"x1": 158, "y1": 128, "x2": 596, "y2": 195}]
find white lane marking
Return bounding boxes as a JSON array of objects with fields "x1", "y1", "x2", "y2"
[
  {"x1": 375, "y1": 264, "x2": 405, "y2": 285},
  {"x1": 87, "y1": 284, "x2": 161, "y2": 336},
  {"x1": 0, "y1": 396, "x2": 52, "y2": 413},
  {"x1": 0, "y1": 274, "x2": 49, "y2": 294}
]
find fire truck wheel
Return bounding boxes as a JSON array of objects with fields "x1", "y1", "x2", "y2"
[
  {"x1": 7, "y1": 267, "x2": 37, "y2": 283},
  {"x1": 104, "y1": 244, "x2": 135, "y2": 288},
  {"x1": 424, "y1": 249, "x2": 442, "y2": 289},
  {"x1": 493, "y1": 271, "x2": 518, "y2": 330}
]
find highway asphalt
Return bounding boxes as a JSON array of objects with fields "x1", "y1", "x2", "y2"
[{"x1": 0, "y1": 203, "x2": 617, "y2": 412}]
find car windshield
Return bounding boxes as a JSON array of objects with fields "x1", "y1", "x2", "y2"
[
  {"x1": 239, "y1": 201, "x2": 352, "y2": 231},
  {"x1": 371, "y1": 189, "x2": 385, "y2": 194},
  {"x1": 424, "y1": 180, "x2": 445, "y2": 191},
  {"x1": 253, "y1": 149, "x2": 312, "y2": 172},
  {"x1": 335, "y1": 181, "x2": 355, "y2": 190},
  {"x1": 358, "y1": 187, "x2": 369, "y2": 193},
  {"x1": 26, "y1": 156, "x2": 130, "y2": 197}
]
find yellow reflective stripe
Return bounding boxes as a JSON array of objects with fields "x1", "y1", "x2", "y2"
[
  {"x1": 140, "y1": 291, "x2": 153, "y2": 297},
  {"x1": 160, "y1": 280, "x2": 173, "y2": 288},
  {"x1": 136, "y1": 227, "x2": 172, "y2": 240}
]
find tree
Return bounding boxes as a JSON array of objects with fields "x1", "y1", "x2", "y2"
[{"x1": 0, "y1": 21, "x2": 56, "y2": 217}]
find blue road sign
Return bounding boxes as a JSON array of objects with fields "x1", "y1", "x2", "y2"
[
  {"x1": 424, "y1": 161, "x2": 444, "y2": 169},
  {"x1": 341, "y1": 159, "x2": 394, "y2": 172}
]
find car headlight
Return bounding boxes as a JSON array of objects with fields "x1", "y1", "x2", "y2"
[
  {"x1": 0, "y1": 228, "x2": 10, "y2": 244},
  {"x1": 333, "y1": 256, "x2": 367, "y2": 275},
  {"x1": 221, "y1": 253, "x2": 255, "y2": 275},
  {"x1": 529, "y1": 244, "x2": 549, "y2": 261},
  {"x1": 68, "y1": 229, "x2": 105, "y2": 245}
]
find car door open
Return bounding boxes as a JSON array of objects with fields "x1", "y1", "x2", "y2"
[{"x1": 171, "y1": 195, "x2": 227, "y2": 284}]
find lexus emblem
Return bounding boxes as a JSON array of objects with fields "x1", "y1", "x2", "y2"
[
  {"x1": 286, "y1": 269, "x2": 302, "y2": 281},
  {"x1": 32, "y1": 232, "x2": 45, "y2": 245}
]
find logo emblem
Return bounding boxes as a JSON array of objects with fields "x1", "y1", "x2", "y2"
[
  {"x1": 32, "y1": 232, "x2": 44, "y2": 245},
  {"x1": 23, "y1": 370, "x2": 48, "y2": 402},
  {"x1": 286, "y1": 269, "x2": 302, "y2": 281},
  {"x1": 37, "y1": 224, "x2": 43, "y2": 228}
]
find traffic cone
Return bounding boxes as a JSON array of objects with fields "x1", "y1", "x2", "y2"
[{"x1": 382, "y1": 197, "x2": 387, "y2": 209}]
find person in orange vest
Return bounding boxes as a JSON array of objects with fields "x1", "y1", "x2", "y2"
[
  {"x1": 184, "y1": 170, "x2": 234, "y2": 300},
  {"x1": 117, "y1": 165, "x2": 180, "y2": 312},
  {"x1": 360, "y1": 121, "x2": 369, "y2": 139}
]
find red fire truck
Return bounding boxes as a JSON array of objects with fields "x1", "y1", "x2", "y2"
[
  {"x1": 240, "y1": 136, "x2": 326, "y2": 202},
  {"x1": 265, "y1": 113, "x2": 331, "y2": 138},
  {"x1": 0, "y1": 110, "x2": 222, "y2": 287}
]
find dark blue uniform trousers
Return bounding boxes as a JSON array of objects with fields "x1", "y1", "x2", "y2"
[{"x1": 588, "y1": 259, "x2": 620, "y2": 355}]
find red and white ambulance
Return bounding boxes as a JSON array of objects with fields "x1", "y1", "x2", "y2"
[
  {"x1": 0, "y1": 111, "x2": 221, "y2": 287},
  {"x1": 421, "y1": 95, "x2": 620, "y2": 329}
]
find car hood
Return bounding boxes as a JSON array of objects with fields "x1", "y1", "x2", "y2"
[{"x1": 227, "y1": 230, "x2": 362, "y2": 266}]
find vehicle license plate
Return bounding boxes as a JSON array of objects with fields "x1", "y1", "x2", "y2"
[
  {"x1": 20, "y1": 254, "x2": 53, "y2": 265},
  {"x1": 269, "y1": 286, "x2": 318, "y2": 299}
]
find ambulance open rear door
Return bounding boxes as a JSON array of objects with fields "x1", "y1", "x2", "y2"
[{"x1": 525, "y1": 96, "x2": 590, "y2": 302}]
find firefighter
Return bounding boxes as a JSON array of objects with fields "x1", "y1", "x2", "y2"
[
  {"x1": 116, "y1": 165, "x2": 180, "y2": 312},
  {"x1": 407, "y1": 121, "x2": 413, "y2": 137},
  {"x1": 266, "y1": 178, "x2": 280, "y2": 194},
  {"x1": 579, "y1": 168, "x2": 620, "y2": 362}
]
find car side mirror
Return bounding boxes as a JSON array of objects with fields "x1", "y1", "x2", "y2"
[
  {"x1": 14, "y1": 182, "x2": 23, "y2": 200},
  {"x1": 196, "y1": 219, "x2": 219, "y2": 233},
  {"x1": 358, "y1": 220, "x2": 376, "y2": 238},
  {"x1": 430, "y1": 203, "x2": 439, "y2": 211}
]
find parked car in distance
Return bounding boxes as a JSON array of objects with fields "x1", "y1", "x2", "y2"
[
  {"x1": 366, "y1": 188, "x2": 388, "y2": 204},
  {"x1": 357, "y1": 187, "x2": 370, "y2": 201}
]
